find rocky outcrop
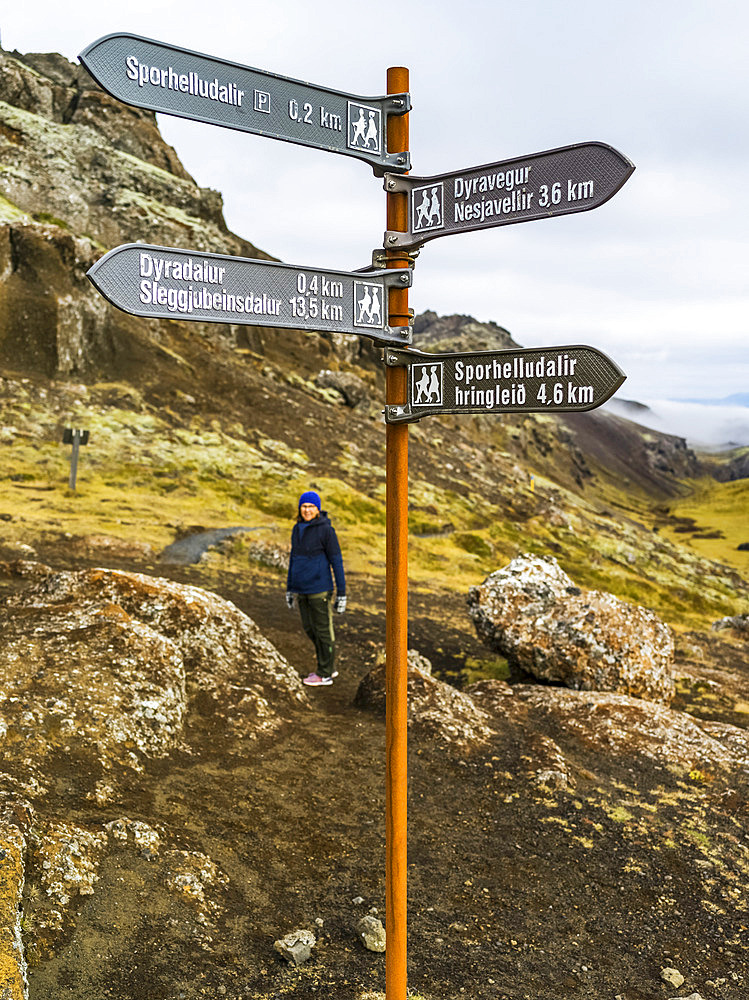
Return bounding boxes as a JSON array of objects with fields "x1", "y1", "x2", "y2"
[
  {"x1": 0, "y1": 48, "x2": 230, "y2": 247},
  {"x1": 413, "y1": 310, "x2": 518, "y2": 353},
  {"x1": 315, "y1": 369, "x2": 371, "y2": 409},
  {"x1": 0, "y1": 47, "x2": 272, "y2": 377},
  {"x1": 712, "y1": 448, "x2": 749, "y2": 483},
  {"x1": 0, "y1": 49, "x2": 191, "y2": 180},
  {"x1": 0, "y1": 564, "x2": 306, "y2": 803},
  {"x1": 0, "y1": 806, "x2": 29, "y2": 1000},
  {"x1": 354, "y1": 649, "x2": 493, "y2": 749},
  {"x1": 0, "y1": 563, "x2": 306, "y2": 975},
  {"x1": 712, "y1": 614, "x2": 749, "y2": 638},
  {"x1": 468, "y1": 554, "x2": 675, "y2": 703}
]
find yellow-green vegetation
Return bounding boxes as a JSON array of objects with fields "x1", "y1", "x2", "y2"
[
  {"x1": 660, "y1": 476, "x2": 749, "y2": 572},
  {"x1": 460, "y1": 655, "x2": 510, "y2": 685},
  {"x1": 0, "y1": 822, "x2": 26, "y2": 1000},
  {"x1": 0, "y1": 376, "x2": 746, "y2": 631},
  {"x1": 32, "y1": 211, "x2": 70, "y2": 229},
  {"x1": 0, "y1": 193, "x2": 29, "y2": 223}
]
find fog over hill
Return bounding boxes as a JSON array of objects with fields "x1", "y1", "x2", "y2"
[{"x1": 606, "y1": 397, "x2": 749, "y2": 450}]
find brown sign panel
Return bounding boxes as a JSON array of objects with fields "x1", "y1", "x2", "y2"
[
  {"x1": 88, "y1": 243, "x2": 413, "y2": 344},
  {"x1": 384, "y1": 345, "x2": 625, "y2": 423},
  {"x1": 80, "y1": 33, "x2": 411, "y2": 174},
  {"x1": 383, "y1": 142, "x2": 634, "y2": 249}
]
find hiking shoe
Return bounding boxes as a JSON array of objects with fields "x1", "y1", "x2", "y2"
[{"x1": 303, "y1": 673, "x2": 333, "y2": 686}]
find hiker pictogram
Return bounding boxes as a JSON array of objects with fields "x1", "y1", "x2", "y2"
[
  {"x1": 412, "y1": 182, "x2": 444, "y2": 232},
  {"x1": 348, "y1": 102, "x2": 381, "y2": 153},
  {"x1": 412, "y1": 362, "x2": 443, "y2": 405},
  {"x1": 354, "y1": 281, "x2": 383, "y2": 327}
]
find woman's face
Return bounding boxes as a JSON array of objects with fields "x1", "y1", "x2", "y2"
[{"x1": 300, "y1": 503, "x2": 319, "y2": 521}]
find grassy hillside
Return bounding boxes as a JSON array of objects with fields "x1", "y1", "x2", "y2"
[{"x1": 1, "y1": 360, "x2": 746, "y2": 636}]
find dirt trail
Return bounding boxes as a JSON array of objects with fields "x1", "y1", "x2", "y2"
[{"x1": 12, "y1": 556, "x2": 749, "y2": 1000}]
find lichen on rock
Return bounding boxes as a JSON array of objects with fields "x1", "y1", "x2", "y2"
[
  {"x1": 0, "y1": 806, "x2": 29, "y2": 1000},
  {"x1": 354, "y1": 647, "x2": 493, "y2": 749},
  {"x1": 468, "y1": 553, "x2": 675, "y2": 703}
]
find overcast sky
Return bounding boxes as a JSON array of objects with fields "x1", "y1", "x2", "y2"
[{"x1": 3, "y1": 1, "x2": 748, "y2": 406}]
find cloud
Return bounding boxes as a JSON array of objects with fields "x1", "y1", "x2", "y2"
[{"x1": 3, "y1": 0, "x2": 748, "y2": 402}]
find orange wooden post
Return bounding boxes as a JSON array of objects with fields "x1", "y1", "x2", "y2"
[{"x1": 385, "y1": 65, "x2": 409, "y2": 1000}]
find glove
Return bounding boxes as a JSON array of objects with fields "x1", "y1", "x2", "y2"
[
  {"x1": 285, "y1": 592, "x2": 295, "y2": 610},
  {"x1": 334, "y1": 595, "x2": 347, "y2": 614}
]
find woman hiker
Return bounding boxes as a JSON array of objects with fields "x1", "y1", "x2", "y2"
[{"x1": 286, "y1": 490, "x2": 346, "y2": 687}]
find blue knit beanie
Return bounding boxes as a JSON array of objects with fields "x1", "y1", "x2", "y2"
[{"x1": 299, "y1": 490, "x2": 321, "y2": 510}]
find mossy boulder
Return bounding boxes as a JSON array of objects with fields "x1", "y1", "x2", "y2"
[{"x1": 468, "y1": 553, "x2": 675, "y2": 703}]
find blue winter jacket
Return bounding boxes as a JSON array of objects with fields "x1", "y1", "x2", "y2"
[{"x1": 286, "y1": 511, "x2": 346, "y2": 596}]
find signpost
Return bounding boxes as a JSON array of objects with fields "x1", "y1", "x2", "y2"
[
  {"x1": 384, "y1": 65, "x2": 409, "y2": 1000},
  {"x1": 62, "y1": 428, "x2": 89, "y2": 491},
  {"x1": 383, "y1": 141, "x2": 634, "y2": 249},
  {"x1": 80, "y1": 33, "x2": 411, "y2": 174},
  {"x1": 87, "y1": 244, "x2": 413, "y2": 344},
  {"x1": 383, "y1": 344, "x2": 626, "y2": 423},
  {"x1": 81, "y1": 30, "x2": 636, "y2": 999}
]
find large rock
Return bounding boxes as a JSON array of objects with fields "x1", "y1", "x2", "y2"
[
  {"x1": 509, "y1": 686, "x2": 749, "y2": 774},
  {"x1": 0, "y1": 565, "x2": 306, "y2": 802},
  {"x1": 0, "y1": 565, "x2": 306, "y2": 969},
  {"x1": 0, "y1": 806, "x2": 28, "y2": 1000},
  {"x1": 467, "y1": 554, "x2": 675, "y2": 703},
  {"x1": 354, "y1": 648, "x2": 492, "y2": 749}
]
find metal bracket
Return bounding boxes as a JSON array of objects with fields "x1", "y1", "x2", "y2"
[
  {"x1": 384, "y1": 350, "x2": 406, "y2": 366},
  {"x1": 382, "y1": 349, "x2": 418, "y2": 422},
  {"x1": 386, "y1": 94, "x2": 412, "y2": 116},
  {"x1": 352, "y1": 264, "x2": 413, "y2": 285},
  {"x1": 366, "y1": 247, "x2": 420, "y2": 270},
  {"x1": 385, "y1": 404, "x2": 416, "y2": 422},
  {"x1": 374, "y1": 152, "x2": 411, "y2": 176},
  {"x1": 370, "y1": 97, "x2": 412, "y2": 176},
  {"x1": 382, "y1": 173, "x2": 419, "y2": 247},
  {"x1": 383, "y1": 229, "x2": 419, "y2": 250},
  {"x1": 383, "y1": 173, "x2": 411, "y2": 195}
]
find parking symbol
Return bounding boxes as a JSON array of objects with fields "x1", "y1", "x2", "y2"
[{"x1": 254, "y1": 90, "x2": 271, "y2": 113}]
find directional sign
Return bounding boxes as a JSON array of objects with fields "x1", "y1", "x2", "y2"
[
  {"x1": 383, "y1": 142, "x2": 634, "y2": 249},
  {"x1": 87, "y1": 244, "x2": 412, "y2": 344},
  {"x1": 80, "y1": 33, "x2": 411, "y2": 174},
  {"x1": 383, "y1": 345, "x2": 625, "y2": 423}
]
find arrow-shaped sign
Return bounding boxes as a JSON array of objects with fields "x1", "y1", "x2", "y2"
[
  {"x1": 87, "y1": 244, "x2": 413, "y2": 344},
  {"x1": 80, "y1": 33, "x2": 411, "y2": 174},
  {"x1": 383, "y1": 344, "x2": 625, "y2": 422},
  {"x1": 383, "y1": 142, "x2": 634, "y2": 249}
]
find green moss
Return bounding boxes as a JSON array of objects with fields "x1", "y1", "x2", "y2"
[
  {"x1": 663, "y1": 477, "x2": 749, "y2": 571},
  {"x1": 453, "y1": 532, "x2": 493, "y2": 558},
  {"x1": 682, "y1": 825, "x2": 712, "y2": 849},
  {"x1": 607, "y1": 806, "x2": 635, "y2": 824},
  {"x1": 461, "y1": 655, "x2": 510, "y2": 685},
  {"x1": 0, "y1": 193, "x2": 29, "y2": 222},
  {"x1": 32, "y1": 211, "x2": 70, "y2": 229}
]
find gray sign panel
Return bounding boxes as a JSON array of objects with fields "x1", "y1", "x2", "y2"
[
  {"x1": 383, "y1": 142, "x2": 634, "y2": 248},
  {"x1": 80, "y1": 33, "x2": 410, "y2": 174},
  {"x1": 88, "y1": 244, "x2": 413, "y2": 344},
  {"x1": 383, "y1": 345, "x2": 625, "y2": 423}
]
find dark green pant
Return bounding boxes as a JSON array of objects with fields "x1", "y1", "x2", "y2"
[{"x1": 297, "y1": 591, "x2": 335, "y2": 677}]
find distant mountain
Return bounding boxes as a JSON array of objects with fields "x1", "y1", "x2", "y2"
[
  {"x1": 605, "y1": 396, "x2": 749, "y2": 450},
  {"x1": 0, "y1": 42, "x2": 732, "y2": 504},
  {"x1": 677, "y1": 392, "x2": 749, "y2": 407}
]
